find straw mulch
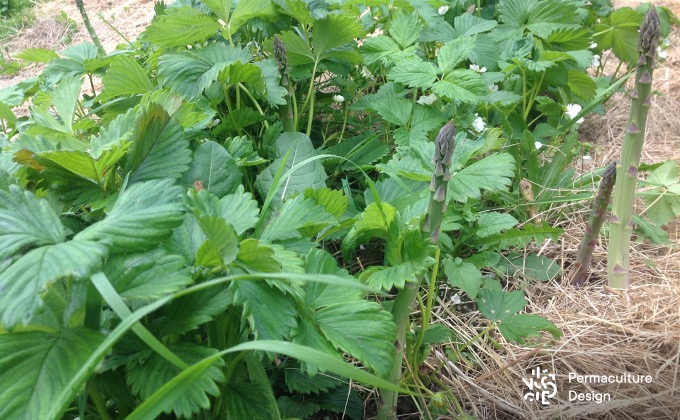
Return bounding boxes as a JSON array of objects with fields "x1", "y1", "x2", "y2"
[{"x1": 429, "y1": 2, "x2": 680, "y2": 418}]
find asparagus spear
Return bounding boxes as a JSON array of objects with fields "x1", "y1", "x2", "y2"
[
  {"x1": 570, "y1": 162, "x2": 616, "y2": 286},
  {"x1": 607, "y1": 7, "x2": 660, "y2": 289},
  {"x1": 378, "y1": 122, "x2": 455, "y2": 420},
  {"x1": 423, "y1": 121, "x2": 456, "y2": 244},
  {"x1": 273, "y1": 36, "x2": 296, "y2": 132}
]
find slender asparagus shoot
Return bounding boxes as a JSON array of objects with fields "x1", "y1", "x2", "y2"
[
  {"x1": 570, "y1": 162, "x2": 616, "y2": 287},
  {"x1": 273, "y1": 37, "x2": 296, "y2": 132},
  {"x1": 519, "y1": 179, "x2": 541, "y2": 226},
  {"x1": 377, "y1": 122, "x2": 455, "y2": 420},
  {"x1": 607, "y1": 7, "x2": 660, "y2": 289}
]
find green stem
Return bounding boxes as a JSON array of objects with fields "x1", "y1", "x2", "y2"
[
  {"x1": 85, "y1": 279, "x2": 101, "y2": 330},
  {"x1": 75, "y1": 0, "x2": 105, "y2": 55},
  {"x1": 305, "y1": 60, "x2": 320, "y2": 136},
  {"x1": 608, "y1": 7, "x2": 660, "y2": 289},
  {"x1": 410, "y1": 249, "x2": 441, "y2": 368},
  {"x1": 570, "y1": 162, "x2": 616, "y2": 286},
  {"x1": 377, "y1": 278, "x2": 422, "y2": 420},
  {"x1": 87, "y1": 380, "x2": 112, "y2": 420}
]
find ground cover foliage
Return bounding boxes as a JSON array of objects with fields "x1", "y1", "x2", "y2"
[{"x1": 0, "y1": 0, "x2": 678, "y2": 418}]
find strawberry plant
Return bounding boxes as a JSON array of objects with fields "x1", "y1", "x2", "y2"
[{"x1": 0, "y1": 0, "x2": 677, "y2": 418}]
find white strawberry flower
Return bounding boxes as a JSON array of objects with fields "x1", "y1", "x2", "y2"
[
  {"x1": 438, "y1": 5, "x2": 449, "y2": 15},
  {"x1": 471, "y1": 113, "x2": 486, "y2": 132},
  {"x1": 565, "y1": 104, "x2": 584, "y2": 124},
  {"x1": 333, "y1": 94, "x2": 345, "y2": 103},
  {"x1": 417, "y1": 93, "x2": 437, "y2": 106}
]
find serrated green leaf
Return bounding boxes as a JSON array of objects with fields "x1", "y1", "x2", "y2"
[
  {"x1": 103, "y1": 249, "x2": 192, "y2": 300},
  {"x1": 231, "y1": 280, "x2": 297, "y2": 340},
  {"x1": 568, "y1": 70, "x2": 596, "y2": 101},
  {"x1": 437, "y1": 36, "x2": 474, "y2": 74},
  {"x1": 0, "y1": 186, "x2": 65, "y2": 261},
  {"x1": 594, "y1": 7, "x2": 643, "y2": 64},
  {"x1": 236, "y1": 238, "x2": 281, "y2": 272},
  {"x1": 223, "y1": 380, "x2": 274, "y2": 420},
  {"x1": 140, "y1": 7, "x2": 222, "y2": 48},
  {"x1": 452, "y1": 13, "x2": 498, "y2": 37},
  {"x1": 158, "y1": 43, "x2": 251, "y2": 101},
  {"x1": 431, "y1": 69, "x2": 487, "y2": 103},
  {"x1": 220, "y1": 185, "x2": 260, "y2": 235},
  {"x1": 227, "y1": 0, "x2": 277, "y2": 36},
  {"x1": 360, "y1": 36, "x2": 417, "y2": 66},
  {"x1": 262, "y1": 194, "x2": 336, "y2": 241},
  {"x1": 285, "y1": 365, "x2": 344, "y2": 394},
  {"x1": 476, "y1": 212, "x2": 519, "y2": 238},
  {"x1": 182, "y1": 140, "x2": 241, "y2": 198},
  {"x1": 449, "y1": 153, "x2": 515, "y2": 202},
  {"x1": 255, "y1": 132, "x2": 328, "y2": 204},
  {"x1": 388, "y1": 57, "x2": 439, "y2": 88},
  {"x1": 497, "y1": 313, "x2": 562, "y2": 344},
  {"x1": 357, "y1": 82, "x2": 412, "y2": 126},
  {"x1": 74, "y1": 179, "x2": 185, "y2": 253},
  {"x1": 98, "y1": 55, "x2": 153, "y2": 102},
  {"x1": 0, "y1": 240, "x2": 107, "y2": 328},
  {"x1": 500, "y1": 252, "x2": 562, "y2": 282},
  {"x1": 498, "y1": 0, "x2": 580, "y2": 39},
  {"x1": 51, "y1": 76, "x2": 83, "y2": 133},
  {"x1": 421, "y1": 324, "x2": 455, "y2": 345},
  {"x1": 341, "y1": 202, "x2": 396, "y2": 261},
  {"x1": 303, "y1": 249, "x2": 361, "y2": 306},
  {"x1": 311, "y1": 14, "x2": 364, "y2": 59},
  {"x1": 485, "y1": 90, "x2": 522, "y2": 106},
  {"x1": 314, "y1": 300, "x2": 395, "y2": 376},
  {"x1": 125, "y1": 104, "x2": 192, "y2": 183},
  {"x1": 378, "y1": 141, "x2": 434, "y2": 181},
  {"x1": 444, "y1": 259, "x2": 483, "y2": 299},
  {"x1": 303, "y1": 188, "x2": 348, "y2": 218},
  {"x1": 225, "y1": 136, "x2": 267, "y2": 167},
  {"x1": 195, "y1": 215, "x2": 239, "y2": 267},
  {"x1": 480, "y1": 222, "x2": 563, "y2": 249},
  {"x1": 363, "y1": 257, "x2": 431, "y2": 290},
  {"x1": 476, "y1": 289, "x2": 527, "y2": 322},
  {"x1": 0, "y1": 328, "x2": 105, "y2": 419},
  {"x1": 640, "y1": 161, "x2": 680, "y2": 227},
  {"x1": 15, "y1": 48, "x2": 60, "y2": 63},
  {"x1": 127, "y1": 343, "x2": 225, "y2": 419},
  {"x1": 389, "y1": 11, "x2": 421, "y2": 48},
  {"x1": 152, "y1": 287, "x2": 231, "y2": 337}
]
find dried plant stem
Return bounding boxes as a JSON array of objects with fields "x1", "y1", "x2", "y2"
[
  {"x1": 569, "y1": 162, "x2": 616, "y2": 286},
  {"x1": 607, "y1": 7, "x2": 660, "y2": 289}
]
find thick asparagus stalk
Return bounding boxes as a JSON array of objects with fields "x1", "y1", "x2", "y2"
[
  {"x1": 570, "y1": 162, "x2": 616, "y2": 286},
  {"x1": 377, "y1": 122, "x2": 455, "y2": 420},
  {"x1": 607, "y1": 7, "x2": 660, "y2": 289},
  {"x1": 273, "y1": 37, "x2": 296, "y2": 132},
  {"x1": 423, "y1": 121, "x2": 456, "y2": 243}
]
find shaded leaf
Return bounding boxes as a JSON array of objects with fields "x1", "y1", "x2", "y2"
[
  {"x1": 0, "y1": 186, "x2": 65, "y2": 261},
  {"x1": 0, "y1": 241, "x2": 107, "y2": 329},
  {"x1": 74, "y1": 179, "x2": 185, "y2": 253},
  {"x1": 498, "y1": 313, "x2": 562, "y2": 344},
  {"x1": 0, "y1": 328, "x2": 105, "y2": 419},
  {"x1": 476, "y1": 289, "x2": 527, "y2": 322},
  {"x1": 127, "y1": 343, "x2": 225, "y2": 419},
  {"x1": 182, "y1": 140, "x2": 241, "y2": 198}
]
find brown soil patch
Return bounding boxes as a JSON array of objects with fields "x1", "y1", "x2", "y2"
[{"x1": 1, "y1": 0, "x2": 155, "y2": 89}]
